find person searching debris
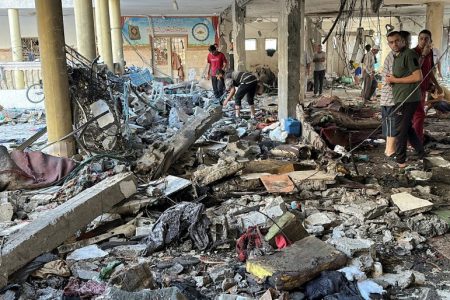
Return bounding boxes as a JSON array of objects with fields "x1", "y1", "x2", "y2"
[
  {"x1": 218, "y1": 69, "x2": 258, "y2": 120},
  {"x1": 385, "y1": 30, "x2": 424, "y2": 169},
  {"x1": 206, "y1": 44, "x2": 227, "y2": 100}
]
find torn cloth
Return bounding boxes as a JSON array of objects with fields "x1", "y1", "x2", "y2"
[
  {"x1": 63, "y1": 278, "x2": 106, "y2": 299},
  {"x1": 0, "y1": 146, "x2": 77, "y2": 191},
  {"x1": 236, "y1": 226, "x2": 263, "y2": 262},
  {"x1": 142, "y1": 202, "x2": 210, "y2": 256},
  {"x1": 305, "y1": 271, "x2": 363, "y2": 300}
]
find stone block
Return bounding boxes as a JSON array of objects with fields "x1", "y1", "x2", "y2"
[
  {"x1": 373, "y1": 270, "x2": 415, "y2": 289},
  {"x1": 391, "y1": 192, "x2": 434, "y2": 217},
  {"x1": 0, "y1": 173, "x2": 137, "y2": 288},
  {"x1": 101, "y1": 286, "x2": 187, "y2": 300},
  {"x1": 264, "y1": 212, "x2": 309, "y2": 246},
  {"x1": 262, "y1": 196, "x2": 287, "y2": 219},
  {"x1": 109, "y1": 262, "x2": 156, "y2": 292},
  {"x1": 209, "y1": 266, "x2": 234, "y2": 283},
  {"x1": 305, "y1": 212, "x2": 334, "y2": 228},
  {"x1": 246, "y1": 236, "x2": 347, "y2": 290},
  {"x1": 328, "y1": 237, "x2": 376, "y2": 258},
  {"x1": 424, "y1": 156, "x2": 450, "y2": 184},
  {"x1": 334, "y1": 200, "x2": 387, "y2": 221}
]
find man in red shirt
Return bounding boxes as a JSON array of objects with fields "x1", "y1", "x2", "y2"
[
  {"x1": 206, "y1": 45, "x2": 227, "y2": 99},
  {"x1": 413, "y1": 29, "x2": 442, "y2": 143}
]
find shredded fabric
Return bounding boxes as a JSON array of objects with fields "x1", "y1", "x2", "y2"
[
  {"x1": 142, "y1": 202, "x2": 210, "y2": 255},
  {"x1": 236, "y1": 226, "x2": 263, "y2": 262}
]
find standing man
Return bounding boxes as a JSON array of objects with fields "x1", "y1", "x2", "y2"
[
  {"x1": 385, "y1": 31, "x2": 424, "y2": 168},
  {"x1": 206, "y1": 45, "x2": 227, "y2": 99},
  {"x1": 361, "y1": 44, "x2": 380, "y2": 101},
  {"x1": 312, "y1": 44, "x2": 326, "y2": 97},
  {"x1": 218, "y1": 69, "x2": 258, "y2": 120},
  {"x1": 380, "y1": 32, "x2": 398, "y2": 157},
  {"x1": 413, "y1": 29, "x2": 443, "y2": 143}
]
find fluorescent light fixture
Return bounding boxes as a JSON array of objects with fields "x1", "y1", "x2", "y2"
[{"x1": 172, "y1": 0, "x2": 179, "y2": 10}]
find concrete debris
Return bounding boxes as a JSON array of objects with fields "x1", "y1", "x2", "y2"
[
  {"x1": 328, "y1": 237, "x2": 376, "y2": 259},
  {"x1": 99, "y1": 286, "x2": 188, "y2": 300},
  {"x1": 391, "y1": 192, "x2": 434, "y2": 217},
  {"x1": 108, "y1": 262, "x2": 156, "y2": 291},
  {"x1": 334, "y1": 198, "x2": 388, "y2": 221},
  {"x1": 423, "y1": 156, "x2": 450, "y2": 184},
  {"x1": 246, "y1": 236, "x2": 347, "y2": 290},
  {"x1": 66, "y1": 245, "x2": 108, "y2": 261},
  {"x1": 406, "y1": 213, "x2": 449, "y2": 237},
  {"x1": 0, "y1": 172, "x2": 136, "y2": 288},
  {"x1": 193, "y1": 157, "x2": 245, "y2": 186},
  {"x1": 373, "y1": 270, "x2": 415, "y2": 289},
  {"x1": 264, "y1": 211, "x2": 309, "y2": 246}
]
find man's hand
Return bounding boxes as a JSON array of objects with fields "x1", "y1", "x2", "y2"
[
  {"x1": 223, "y1": 99, "x2": 229, "y2": 107},
  {"x1": 385, "y1": 74, "x2": 396, "y2": 84},
  {"x1": 206, "y1": 74, "x2": 210, "y2": 80}
]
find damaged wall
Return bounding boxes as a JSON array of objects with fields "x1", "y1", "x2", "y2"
[{"x1": 245, "y1": 21, "x2": 279, "y2": 72}]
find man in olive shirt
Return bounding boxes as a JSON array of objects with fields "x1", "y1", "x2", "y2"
[{"x1": 385, "y1": 31, "x2": 424, "y2": 168}]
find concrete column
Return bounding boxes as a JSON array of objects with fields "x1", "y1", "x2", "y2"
[
  {"x1": 94, "y1": 2, "x2": 103, "y2": 57},
  {"x1": 35, "y1": 0, "x2": 75, "y2": 157},
  {"x1": 299, "y1": 0, "x2": 306, "y2": 104},
  {"x1": 74, "y1": 0, "x2": 96, "y2": 61},
  {"x1": 98, "y1": 0, "x2": 114, "y2": 71},
  {"x1": 232, "y1": 0, "x2": 246, "y2": 71},
  {"x1": 8, "y1": 9, "x2": 25, "y2": 89},
  {"x1": 109, "y1": 0, "x2": 124, "y2": 73},
  {"x1": 426, "y1": 2, "x2": 444, "y2": 50},
  {"x1": 278, "y1": 0, "x2": 300, "y2": 120}
]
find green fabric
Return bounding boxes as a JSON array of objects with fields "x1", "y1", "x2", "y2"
[{"x1": 392, "y1": 49, "x2": 421, "y2": 104}]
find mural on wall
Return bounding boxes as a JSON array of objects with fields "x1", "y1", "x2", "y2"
[{"x1": 122, "y1": 16, "x2": 217, "y2": 48}]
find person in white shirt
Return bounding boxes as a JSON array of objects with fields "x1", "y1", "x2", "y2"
[
  {"x1": 312, "y1": 44, "x2": 326, "y2": 97},
  {"x1": 361, "y1": 44, "x2": 380, "y2": 101}
]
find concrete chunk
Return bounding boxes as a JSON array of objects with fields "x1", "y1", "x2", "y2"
[
  {"x1": 391, "y1": 192, "x2": 434, "y2": 217},
  {"x1": 247, "y1": 236, "x2": 347, "y2": 290},
  {"x1": 0, "y1": 172, "x2": 137, "y2": 288},
  {"x1": 265, "y1": 212, "x2": 309, "y2": 246},
  {"x1": 100, "y1": 286, "x2": 187, "y2": 300},
  {"x1": 424, "y1": 156, "x2": 450, "y2": 184},
  {"x1": 328, "y1": 237, "x2": 376, "y2": 258}
]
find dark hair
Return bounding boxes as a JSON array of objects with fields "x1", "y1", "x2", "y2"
[
  {"x1": 419, "y1": 29, "x2": 432, "y2": 41},
  {"x1": 399, "y1": 30, "x2": 410, "y2": 40},
  {"x1": 216, "y1": 69, "x2": 225, "y2": 76},
  {"x1": 208, "y1": 45, "x2": 217, "y2": 52},
  {"x1": 365, "y1": 44, "x2": 372, "y2": 52}
]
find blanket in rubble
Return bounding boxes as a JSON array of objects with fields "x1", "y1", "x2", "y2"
[
  {"x1": 0, "y1": 146, "x2": 77, "y2": 191},
  {"x1": 142, "y1": 202, "x2": 210, "y2": 256}
]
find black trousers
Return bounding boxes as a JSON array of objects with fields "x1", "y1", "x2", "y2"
[
  {"x1": 394, "y1": 101, "x2": 424, "y2": 164},
  {"x1": 211, "y1": 76, "x2": 225, "y2": 99},
  {"x1": 362, "y1": 73, "x2": 377, "y2": 100},
  {"x1": 314, "y1": 70, "x2": 325, "y2": 95}
]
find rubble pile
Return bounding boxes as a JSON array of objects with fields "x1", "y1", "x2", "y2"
[{"x1": 1, "y1": 63, "x2": 450, "y2": 299}]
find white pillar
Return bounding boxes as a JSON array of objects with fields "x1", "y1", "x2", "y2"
[
  {"x1": 98, "y1": 0, "x2": 114, "y2": 71},
  {"x1": 8, "y1": 9, "x2": 25, "y2": 89},
  {"x1": 426, "y1": 2, "x2": 444, "y2": 50},
  {"x1": 299, "y1": 0, "x2": 306, "y2": 104},
  {"x1": 94, "y1": 1, "x2": 103, "y2": 57},
  {"x1": 278, "y1": 0, "x2": 300, "y2": 120},
  {"x1": 109, "y1": 0, "x2": 124, "y2": 73},
  {"x1": 232, "y1": 0, "x2": 246, "y2": 71},
  {"x1": 74, "y1": 0, "x2": 96, "y2": 61}
]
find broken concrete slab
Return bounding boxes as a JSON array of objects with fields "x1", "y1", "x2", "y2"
[
  {"x1": 0, "y1": 172, "x2": 137, "y2": 288},
  {"x1": 66, "y1": 245, "x2": 108, "y2": 261},
  {"x1": 109, "y1": 262, "x2": 156, "y2": 291},
  {"x1": 423, "y1": 156, "x2": 450, "y2": 184},
  {"x1": 145, "y1": 175, "x2": 191, "y2": 197},
  {"x1": 391, "y1": 192, "x2": 434, "y2": 217},
  {"x1": 262, "y1": 196, "x2": 287, "y2": 219},
  {"x1": 406, "y1": 213, "x2": 448, "y2": 238},
  {"x1": 373, "y1": 270, "x2": 415, "y2": 289},
  {"x1": 334, "y1": 200, "x2": 388, "y2": 221},
  {"x1": 270, "y1": 145, "x2": 303, "y2": 158},
  {"x1": 246, "y1": 236, "x2": 347, "y2": 290},
  {"x1": 265, "y1": 212, "x2": 309, "y2": 246},
  {"x1": 288, "y1": 170, "x2": 336, "y2": 191},
  {"x1": 305, "y1": 212, "x2": 336, "y2": 228},
  {"x1": 429, "y1": 234, "x2": 450, "y2": 260},
  {"x1": 100, "y1": 286, "x2": 188, "y2": 300},
  {"x1": 328, "y1": 237, "x2": 376, "y2": 258},
  {"x1": 193, "y1": 157, "x2": 245, "y2": 186}
]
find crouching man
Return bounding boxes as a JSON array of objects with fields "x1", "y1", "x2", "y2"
[{"x1": 217, "y1": 69, "x2": 258, "y2": 119}]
